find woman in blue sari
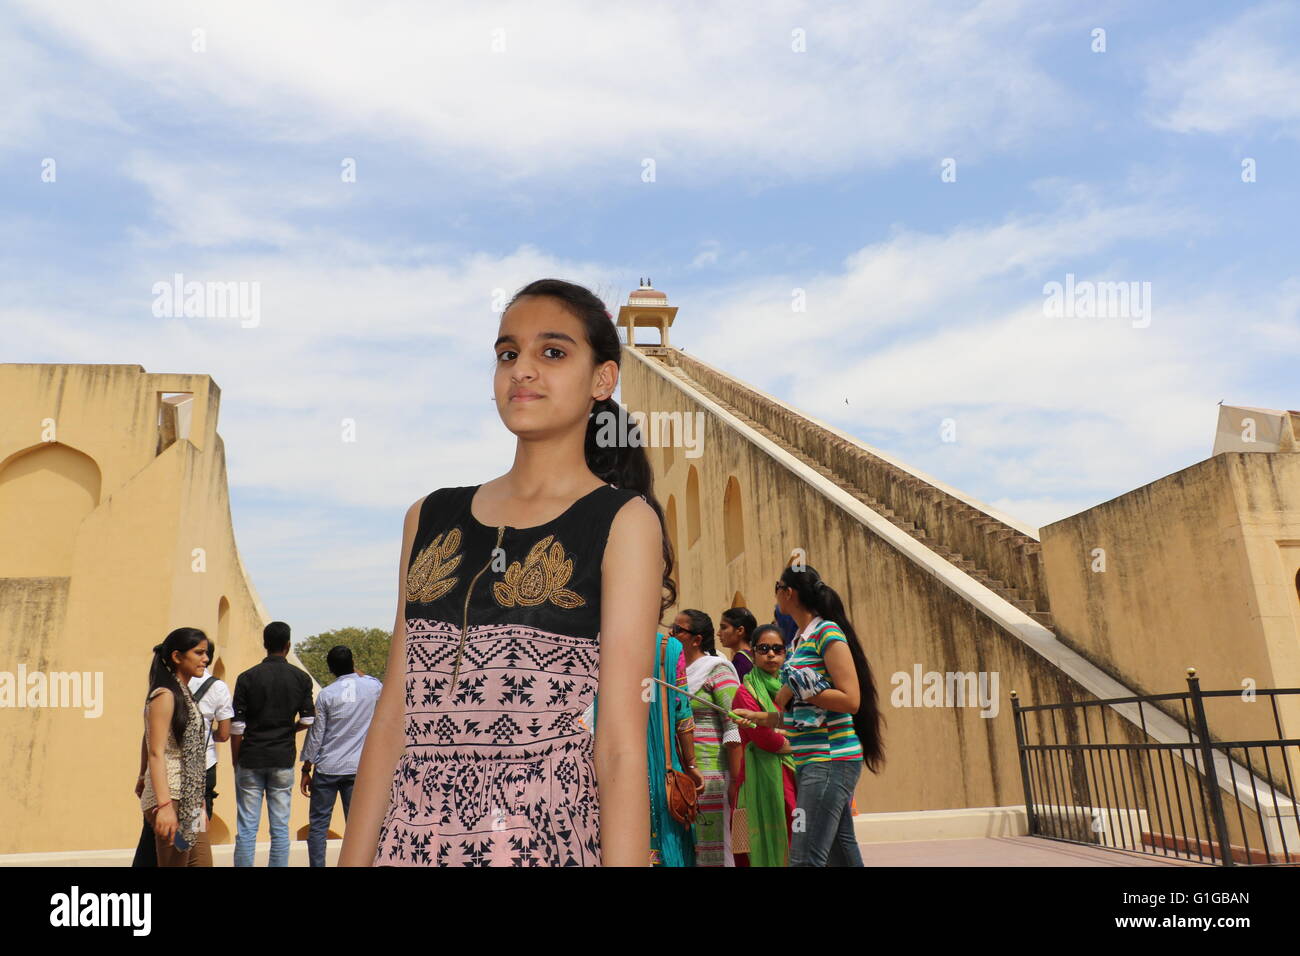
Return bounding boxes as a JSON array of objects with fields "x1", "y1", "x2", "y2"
[
  {"x1": 648, "y1": 630, "x2": 701, "y2": 865},
  {"x1": 584, "y1": 629, "x2": 701, "y2": 865}
]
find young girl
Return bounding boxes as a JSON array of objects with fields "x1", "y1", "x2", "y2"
[
  {"x1": 717, "y1": 606, "x2": 756, "y2": 681},
  {"x1": 730, "y1": 623, "x2": 797, "y2": 866},
  {"x1": 734, "y1": 565, "x2": 884, "y2": 866},
  {"x1": 341, "y1": 279, "x2": 674, "y2": 867},
  {"x1": 136, "y1": 627, "x2": 212, "y2": 867}
]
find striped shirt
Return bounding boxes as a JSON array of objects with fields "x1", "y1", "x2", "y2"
[{"x1": 783, "y1": 617, "x2": 864, "y2": 766}]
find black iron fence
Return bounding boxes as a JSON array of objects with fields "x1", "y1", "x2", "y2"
[{"x1": 1012, "y1": 669, "x2": 1300, "y2": 865}]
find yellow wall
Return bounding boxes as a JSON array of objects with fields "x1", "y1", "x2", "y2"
[
  {"x1": 0, "y1": 364, "x2": 339, "y2": 854},
  {"x1": 1041, "y1": 451, "x2": 1300, "y2": 748}
]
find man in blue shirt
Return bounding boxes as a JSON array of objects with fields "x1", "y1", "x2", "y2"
[{"x1": 299, "y1": 645, "x2": 382, "y2": 867}]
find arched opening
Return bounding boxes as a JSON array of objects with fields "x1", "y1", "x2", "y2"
[
  {"x1": 723, "y1": 475, "x2": 744, "y2": 562},
  {"x1": 686, "y1": 466, "x2": 701, "y2": 548},
  {"x1": 217, "y1": 596, "x2": 230, "y2": 650},
  {"x1": 665, "y1": 496, "x2": 679, "y2": 570},
  {"x1": 0, "y1": 442, "x2": 101, "y2": 576}
]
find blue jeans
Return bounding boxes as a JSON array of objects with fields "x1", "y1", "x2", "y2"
[
  {"x1": 234, "y1": 766, "x2": 294, "y2": 867},
  {"x1": 790, "y1": 759, "x2": 864, "y2": 866},
  {"x1": 307, "y1": 770, "x2": 355, "y2": 868}
]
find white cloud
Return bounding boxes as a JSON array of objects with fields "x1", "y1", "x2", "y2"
[
  {"x1": 11, "y1": 0, "x2": 1075, "y2": 183},
  {"x1": 1144, "y1": 2, "x2": 1300, "y2": 138},
  {"x1": 669, "y1": 194, "x2": 1297, "y2": 525}
]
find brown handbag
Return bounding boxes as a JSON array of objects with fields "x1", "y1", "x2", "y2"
[{"x1": 661, "y1": 638, "x2": 699, "y2": 827}]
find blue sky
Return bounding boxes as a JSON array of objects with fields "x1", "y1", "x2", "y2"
[{"x1": 4, "y1": 1, "x2": 1298, "y2": 640}]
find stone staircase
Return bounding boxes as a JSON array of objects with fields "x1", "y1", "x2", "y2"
[{"x1": 649, "y1": 352, "x2": 1058, "y2": 633}]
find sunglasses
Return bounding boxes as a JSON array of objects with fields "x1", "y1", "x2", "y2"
[
  {"x1": 754, "y1": 642, "x2": 785, "y2": 655},
  {"x1": 668, "y1": 623, "x2": 697, "y2": 637}
]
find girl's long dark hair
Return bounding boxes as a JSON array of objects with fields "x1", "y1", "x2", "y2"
[
  {"x1": 148, "y1": 627, "x2": 208, "y2": 745},
  {"x1": 680, "y1": 608, "x2": 715, "y2": 655},
  {"x1": 780, "y1": 564, "x2": 885, "y2": 773},
  {"x1": 504, "y1": 278, "x2": 677, "y2": 615}
]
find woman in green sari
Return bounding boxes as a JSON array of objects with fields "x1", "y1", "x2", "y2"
[{"x1": 732, "y1": 624, "x2": 797, "y2": 866}]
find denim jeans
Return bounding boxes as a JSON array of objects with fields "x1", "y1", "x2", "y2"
[
  {"x1": 307, "y1": 770, "x2": 355, "y2": 868},
  {"x1": 234, "y1": 766, "x2": 294, "y2": 867},
  {"x1": 790, "y1": 758, "x2": 864, "y2": 866}
]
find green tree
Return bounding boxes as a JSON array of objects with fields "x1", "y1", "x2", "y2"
[{"x1": 296, "y1": 626, "x2": 392, "y2": 687}]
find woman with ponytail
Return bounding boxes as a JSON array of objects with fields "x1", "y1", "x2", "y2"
[
  {"x1": 135, "y1": 627, "x2": 212, "y2": 867},
  {"x1": 734, "y1": 564, "x2": 884, "y2": 866},
  {"x1": 342, "y1": 278, "x2": 673, "y2": 867}
]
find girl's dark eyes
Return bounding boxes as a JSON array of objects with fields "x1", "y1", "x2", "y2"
[{"x1": 496, "y1": 347, "x2": 566, "y2": 361}]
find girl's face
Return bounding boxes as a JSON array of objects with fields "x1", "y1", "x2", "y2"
[
  {"x1": 752, "y1": 631, "x2": 786, "y2": 675},
  {"x1": 493, "y1": 296, "x2": 617, "y2": 441},
  {"x1": 775, "y1": 576, "x2": 794, "y2": 615},
  {"x1": 173, "y1": 640, "x2": 208, "y2": 680},
  {"x1": 717, "y1": 618, "x2": 738, "y2": 649},
  {"x1": 671, "y1": 612, "x2": 698, "y2": 651}
]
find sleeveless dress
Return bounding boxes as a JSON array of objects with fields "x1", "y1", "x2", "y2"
[
  {"x1": 140, "y1": 684, "x2": 208, "y2": 845},
  {"x1": 374, "y1": 482, "x2": 644, "y2": 866}
]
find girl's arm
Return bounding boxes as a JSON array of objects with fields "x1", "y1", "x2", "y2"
[
  {"x1": 596, "y1": 497, "x2": 659, "y2": 866},
  {"x1": 734, "y1": 686, "x2": 786, "y2": 753},
  {"x1": 804, "y1": 640, "x2": 860, "y2": 713},
  {"x1": 733, "y1": 681, "x2": 789, "y2": 729},
  {"x1": 145, "y1": 689, "x2": 177, "y2": 837},
  {"x1": 338, "y1": 496, "x2": 423, "y2": 866}
]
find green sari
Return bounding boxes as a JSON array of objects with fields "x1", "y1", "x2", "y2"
[{"x1": 739, "y1": 666, "x2": 795, "y2": 867}]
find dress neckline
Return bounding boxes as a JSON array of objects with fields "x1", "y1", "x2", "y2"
[{"x1": 467, "y1": 482, "x2": 612, "y2": 532}]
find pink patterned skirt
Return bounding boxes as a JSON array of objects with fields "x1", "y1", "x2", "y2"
[{"x1": 374, "y1": 618, "x2": 602, "y2": 866}]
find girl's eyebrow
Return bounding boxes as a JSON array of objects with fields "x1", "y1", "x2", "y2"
[{"x1": 494, "y1": 331, "x2": 578, "y2": 348}]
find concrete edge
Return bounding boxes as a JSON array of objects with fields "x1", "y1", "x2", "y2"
[{"x1": 853, "y1": 806, "x2": 1028, "y2": 843}]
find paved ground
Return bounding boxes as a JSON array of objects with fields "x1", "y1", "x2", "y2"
[{"x1": 858, "y1": 835, "x2": 1204, "y2": 866}]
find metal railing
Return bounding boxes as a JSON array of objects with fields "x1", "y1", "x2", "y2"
[{"x1": 1012, "y1": 669, "x2": 1300, "y2": 865}]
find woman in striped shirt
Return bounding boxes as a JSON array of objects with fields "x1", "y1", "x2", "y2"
[{"x1": 734, "y1": 564, "x2": 884, "y2": 865}]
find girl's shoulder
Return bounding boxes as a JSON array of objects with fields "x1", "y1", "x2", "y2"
[
  {"x1": 811, "y1": 620, "x2": 847, "y2": 654},
  {"x1": 813, "y1": 619, "x2": 845, "y2": 637},
  {"x1": 407, "y1": 486, "x2": 476, "y2": 536},
  {"x1": 145, "y1": 687, "x2": 170, "y2": 706},
  {"x1": 706, "y1": 656, "x2": 740, "y2": 684}
]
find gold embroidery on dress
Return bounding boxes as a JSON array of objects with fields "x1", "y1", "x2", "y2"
[
  {"x1": 405, "y1": 526, "x2": 463, "y2": 603},
  {"x1": 493, "y1": 534, "x2": 585, "y2": 609}
]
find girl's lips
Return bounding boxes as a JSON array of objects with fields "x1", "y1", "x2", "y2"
[{"x1": 510, "y1": 393, "x2": 542, "y2": 402}]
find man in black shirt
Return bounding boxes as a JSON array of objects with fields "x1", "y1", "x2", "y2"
[{"x1": 231, "y1": 621, "x2": 315, "y2": 867}]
